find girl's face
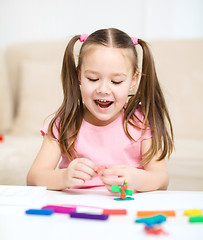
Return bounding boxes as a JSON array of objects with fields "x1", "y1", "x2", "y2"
[{"x1": 79, "y1": 45, "x2": 138, "y2": 126}]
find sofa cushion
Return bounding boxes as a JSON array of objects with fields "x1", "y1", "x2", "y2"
[
  {"x1": 5, "y1": 40, "x2": 81, "y2": 120},
  {"x1": 12, "y1": 60, "x2": 63, "y2": 134},
  {"x1": 0, "y1": 134, "x2": 42, "y2": 185},
  {"x1": 168, "y1": 138, "x2": 203, "y2": 191},
  {"x1": 0, "y1": 49, "x2": 13, "y2": 132},
  {"x1": 150, "y1": 40, "x2": 203, "y2": 138}
]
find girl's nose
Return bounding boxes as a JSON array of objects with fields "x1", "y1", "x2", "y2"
[{"x1": 96, "y1": 81, "x2": 111, "y2": 94}]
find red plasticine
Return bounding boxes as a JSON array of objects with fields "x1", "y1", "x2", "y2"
[
  {"x1": 103, "y1": 209, "x2": 127, "y2": 215},
  {"x1": 145, "y1": 226, "x2": 168, "y2": 235},
  {"x1": 0, "y1": 134, "x2": 4, "y2": 142},
  {"x1": 95, "y1": 166, "x2": 106, "y2": 174}
]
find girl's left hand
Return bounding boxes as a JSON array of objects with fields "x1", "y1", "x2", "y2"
[{"x1": 100, "y1": 165, "x2": 139, "y2": 192}]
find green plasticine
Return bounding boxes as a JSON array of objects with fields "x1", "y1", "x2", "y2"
[
  {"x1": 189, "y1": 216, "x2": 203, "y2": 223},
  {"x1": 111, "y1": 185, "x2": 121, "y2": 193},
  {"x1": 111, "y1": 185, "x2": 133, "y2": 196},
  {"x1": 125, "y1": 189, "x2": 133, "y2": 195}
]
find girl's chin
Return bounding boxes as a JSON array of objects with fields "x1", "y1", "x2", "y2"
[
  {"x1": 91, "y1": 112, "x2": 121, "y2": 126},
  {"x1": 84, "y1": 111, "x2": 115, "y2": 126}
]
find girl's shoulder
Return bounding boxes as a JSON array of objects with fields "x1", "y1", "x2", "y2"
[{"x1": 40, "y1": 114, "x2": 60, "y2": 142}]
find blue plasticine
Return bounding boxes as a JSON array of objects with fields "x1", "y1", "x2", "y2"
[
  {"x1": 114, "y1": 197, "x2": 134, "y2": 201},
  {"x1": 25, "y1": 209, "x2": 54, "y2": 216},
  {"x1": 135, "y1": 214, "x2": 167, "y2": 226}
]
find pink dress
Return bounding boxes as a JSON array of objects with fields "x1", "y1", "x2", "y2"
[{"x1": 41, "y1": 108, "x2": 152, "y2": 188}]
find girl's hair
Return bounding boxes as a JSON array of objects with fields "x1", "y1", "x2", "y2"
[{"x1": 48, "y1": 28, "x2": 174, "y2": 165}]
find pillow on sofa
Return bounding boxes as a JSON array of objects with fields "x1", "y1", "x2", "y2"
[
  {"x1": 12, "y1": 60, "x2": 63, "y2": 134},
  {"x1": 150, "y1": 40, "x2": 203, "y2": 139},
  {"x1": 0, "y1": 49, "x2": 13, "y2": 133}
]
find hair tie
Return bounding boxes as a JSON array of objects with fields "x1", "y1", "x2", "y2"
[
  {"x1": 80, "y1": 34, "x2": 88, "y2": 42},
  {"x1": 131, "y1": 37, "x2": 138, "y2": 46}
]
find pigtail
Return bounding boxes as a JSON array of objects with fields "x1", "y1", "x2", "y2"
[
  {"x1": 126, "y1": 39, "x2": 174, "y2": 164},
  {"x1": 49, "y1": 35, "x2": 83, "y2": 159},
  {"x1": 138, "y1": 39, "x2": 174, "y2": 163}
]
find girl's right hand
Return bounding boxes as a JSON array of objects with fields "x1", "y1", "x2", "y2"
[{"x1": 63, "y1": 158, "x2": 97, "y2": 189}]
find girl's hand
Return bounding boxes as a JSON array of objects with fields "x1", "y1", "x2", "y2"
[
  {"x1": 64, "y1": 158, "x2": 97, "y2": 189},
  {"x1": 100, "y1": 165, "x2": 139, "y2": 192}
]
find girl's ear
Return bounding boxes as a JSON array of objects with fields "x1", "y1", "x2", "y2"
[{"x1": 130, "y1": 72, "x2": 139, "y2": 91}]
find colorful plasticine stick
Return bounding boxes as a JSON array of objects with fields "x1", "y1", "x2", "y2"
[
  {"x1": 25, "y1": 209, "x2": 54, "y2": 215},
  {"x1": 189, "y1": 216, "x2": 203, "y2": 223},
  {"x1": 42, "y1": 205, "x2": 76, "y2": 214},
  {"x1": 103, "y1": 209, "x2": 127, "y2": 215},
  {"x1": 137, "y1": 210, "x2": 176, "y2": 217},
  {"x1": 184, "y1": 209, "x2": 202, "y2": 216},
  {"x1": 70, "y1": 212, "x2": 109, "y2": 220},
  {"x1": 135, "y1": 214, "x2": 167, "y2": 226}
]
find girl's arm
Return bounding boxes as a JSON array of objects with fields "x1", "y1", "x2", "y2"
[
  {"x1": 27, "y1": 135, "x2": 97, "y2": 190},
  {"x1": 133, "y1": 137, "x2": 169, "y2": 191},
  {"x1": 100, "y1": 138, "x2": 169, "y2": 192}
]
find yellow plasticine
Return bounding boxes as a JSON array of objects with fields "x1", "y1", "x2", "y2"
[{"x1": 184, "y1": 209, "x2": 202, "y2": 216}]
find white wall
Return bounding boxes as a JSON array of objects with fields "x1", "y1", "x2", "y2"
[
  {"x1": 0, "y1": 0, "x2": 202, "y2": 49},
  {"x1": 145, "y1": 0, "x2": 203, "y2": 39}
]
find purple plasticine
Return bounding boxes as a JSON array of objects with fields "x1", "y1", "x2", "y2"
[{"x1": 70, "y1": 212, "x2": 109, "y2": 220}]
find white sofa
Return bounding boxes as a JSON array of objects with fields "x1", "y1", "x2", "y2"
[{"x1": 0, "y1": 39, "x2": 203, "y2": 190}]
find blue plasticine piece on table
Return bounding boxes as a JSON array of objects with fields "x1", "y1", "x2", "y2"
[
  {"x1": 25, "y1": 209, "x2": 54, "y2": 216},
  {"x1": 114, "y1": 197, "x2": 134, "y2": 201},
  {"x1": 70, "y1": 212, "x2": 109, "y2": 220},
  {"x1": 135, "y1": 214, "x2": 167, "y2": 226}
]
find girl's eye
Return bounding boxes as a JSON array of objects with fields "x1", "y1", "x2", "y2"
[
  {"x1": 88, "y1": 78, "x2": 99, "y2": 82},
  {"x1": 112, "y1": 81, "x2": 123, "y2": 85}
]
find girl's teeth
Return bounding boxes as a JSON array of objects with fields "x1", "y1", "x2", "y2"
[{"x1": 95, "y1": 100, "x2": 113, "y2": 108}]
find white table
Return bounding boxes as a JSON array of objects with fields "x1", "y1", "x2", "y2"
[{"x1": 0, "y1": 186, "x2": 203, "y2": 240}]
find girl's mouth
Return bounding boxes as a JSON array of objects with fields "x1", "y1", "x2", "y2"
[{"x1": 94, "y1": 99, "x2": 113, "y2": 108}]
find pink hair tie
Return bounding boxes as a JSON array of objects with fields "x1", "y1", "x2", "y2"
[
  {"x1": 80, "y1": 34, "x2": 88, "y2": 42},
  {"x1": 131, "y1": 37, "x2": 138, "y2": 46}
]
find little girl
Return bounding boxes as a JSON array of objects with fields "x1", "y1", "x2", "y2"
[{"x1": 27, "y1": 28, "x2": 174, "y2": 192}]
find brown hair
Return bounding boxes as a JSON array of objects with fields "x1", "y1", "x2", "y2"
[{"x1": 48, "y1": 28, "x2": 174, "y2": 165}]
